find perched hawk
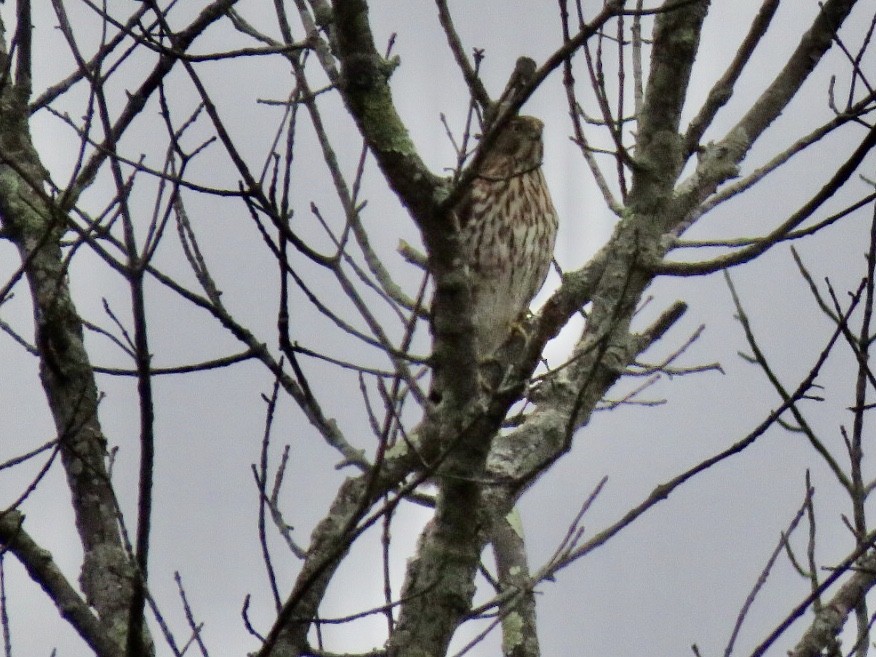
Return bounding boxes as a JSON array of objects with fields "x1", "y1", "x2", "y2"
[{"x1": 455, "y1": 115, "x2": 559, "y2": 358}]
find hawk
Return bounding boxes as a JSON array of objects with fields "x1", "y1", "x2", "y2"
[{"x1": 455, "y1": 115, "x2": 558, "y2": 358}]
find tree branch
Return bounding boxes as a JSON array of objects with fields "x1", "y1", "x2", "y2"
[{"x1": 0, "y1": 512, "x2": 123, "y2": 657}]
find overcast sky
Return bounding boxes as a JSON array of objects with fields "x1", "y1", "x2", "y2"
[{"x1": 2, "y1": 1, "x2": 875, "y2": 656}]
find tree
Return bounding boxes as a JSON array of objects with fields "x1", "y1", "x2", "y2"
[{"x1": 1, "y1": 1, "x2": 876, "y2": 656}]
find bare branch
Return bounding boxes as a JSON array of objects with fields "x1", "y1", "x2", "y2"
[
  {"x1": 434, "y1": 0, "x2": 491, "y2": 112},
  {"x1": 0, "y1": 512, "x2": 123, "y2": 657},
  {"x1": 683, "y1": 0, "x2": 781, "y2": 155}
]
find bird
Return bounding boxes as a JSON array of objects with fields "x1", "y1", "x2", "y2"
[{"x1": 454, "y1": 115, "x2": 559, "y2": 359}]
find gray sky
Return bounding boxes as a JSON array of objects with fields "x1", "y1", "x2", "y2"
[{"x1": 1, "y1": 1, "x2": 874, "y2": 655}]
